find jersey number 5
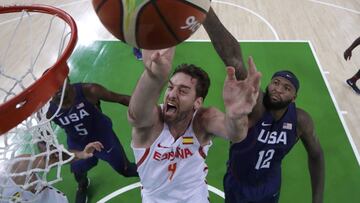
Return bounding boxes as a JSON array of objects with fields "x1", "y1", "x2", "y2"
[
  {"x1": 74, "y1": 123, "x2": 88, "y2": 136},
  {"x1": 168, "y1": 163, "x2": 177, "y2": 181},
  {"x1": 255, "y1": 149, "x2": 275, "y2": 170}
]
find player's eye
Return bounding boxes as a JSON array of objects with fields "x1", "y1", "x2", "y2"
[{"x1": 179, "y1": 89, "x2": 187, "y2": 95}]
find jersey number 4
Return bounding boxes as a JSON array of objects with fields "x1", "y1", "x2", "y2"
[
  {"x1": 168, "y1": 163, "x2": 177, "y2": 181},
  {"x1": 255, "y1": 149, "x2": 275, "y2": 170}
]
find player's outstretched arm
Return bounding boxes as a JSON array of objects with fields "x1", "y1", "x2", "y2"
[
  {"x1": 203, "y1": 7, "x2": 246, "y2": 80},
  {"x1": 344, "y1": 36, "x2": 360, "y2": 60},
  {"x1": 201, "y1": 57, "x2": 260, "y2": 142},
  {"x1": 222, "y1": 57, "x2": 261, "y2": 142},
  {"x1": 128, "y1": 47, "x2": 175, "y2": 129},
  {"x1": 297, "y1": 109, "x2": 325, "y2": 203},
  {"x1": 84, "y1": 83, "x2": 131, "y2": 106}
]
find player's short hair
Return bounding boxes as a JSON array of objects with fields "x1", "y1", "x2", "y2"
[{"x1": 172, "y1": 64, "x2": 210, "y2": 100}]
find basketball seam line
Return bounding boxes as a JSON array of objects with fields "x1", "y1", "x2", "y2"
[{"x1": 150, "y1": 1, "x2": 181, "y2": 43}]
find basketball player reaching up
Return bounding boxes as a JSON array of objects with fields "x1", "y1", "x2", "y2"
[
  {"x1": 127, "y1": 46, "x2": 261, "y2": 203},
  {"x1": 47, "y1": 79, "x2": 138, "y2": 203},
  {"x1": 202, "y1": 7, "x2": 325, "y2": 203},
  {"x1": 0, "y1": 141, "x2": 103, "y2": 203},
  {"x1": 344, "y1": 35, "x2": 360, "y2": 94}
]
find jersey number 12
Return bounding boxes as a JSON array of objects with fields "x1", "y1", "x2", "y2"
[{"x1": 255, "y1": 149, "x2": 275, "y2": 170}]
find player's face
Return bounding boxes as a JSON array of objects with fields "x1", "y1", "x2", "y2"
[
  {"x1": 264, "y1": 77, "x2": 296, "y2": 110},
  {"x1": 163, "y1": 73, "x2": 202, "y2": 122}
]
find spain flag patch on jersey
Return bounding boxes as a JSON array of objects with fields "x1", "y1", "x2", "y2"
[{"x1": 182, "y1": 136, "x2": 193, "y2": 145}]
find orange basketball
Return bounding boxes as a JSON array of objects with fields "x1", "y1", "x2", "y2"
[{"x1": 92, "y1": 0, "x2": 211, "y2": 49}]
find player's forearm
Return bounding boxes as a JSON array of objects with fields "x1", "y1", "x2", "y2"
[
  {"x1": 224, "y1": 114, "x2": 248, "y2": 143},
  {"x1": 128, "y1": 71, "x2": 166, "y2": 127},
  {"x1": 101, "y1": 92, "x2": 131, "y2": 106},
  {"x1": 348, "y1": 36, "x2": 360, "y2": 51},
  {"x1": 203, "y1": 7, "x2": 246, "y2": 80},
  {"x1": 115, "y1": 94, "x2": 131, "y2": 106},
  {"x1": 308, "y1": 149, "x2": 325, "y2": 203}
]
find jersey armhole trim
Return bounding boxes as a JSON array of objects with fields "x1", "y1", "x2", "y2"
[{"x1": 136, "y1": 148, "x2": 150, "y2": 167}]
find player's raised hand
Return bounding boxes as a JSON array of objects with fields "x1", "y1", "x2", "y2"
[
  {"x1": 344, "y1": 48, "x2": 352, "y2": 61},
  {"x1": 78, "y1": 141, "x2": 104, "y2": 159},
  {"x1": 223, "y1": 57, "x2": 261, "y2": 119},
  {"x1": 142, "y1": 47, "x2": 176, "y2": 81}
]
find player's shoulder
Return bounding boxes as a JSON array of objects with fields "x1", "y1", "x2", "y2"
[
  {"x1": 81, "y1": 83, "x2": 101, "y2": 91},
  {"x1": 81, "y1": 83, "x2": 104, "y2": 98},
  {"x1": 296, "y1": 107, "x2": 313, "y2": 129},
  {"x1": 195, "y1": 107, "x2": 221, "y2": 120}
]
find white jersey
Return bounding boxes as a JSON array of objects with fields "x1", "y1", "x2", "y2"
[
  {"x1": 132, "y1": 114, "x2": 212, "y2": 203},
  {"x1": 0, "y1": 176, "x2": 68, "y2": 203}
]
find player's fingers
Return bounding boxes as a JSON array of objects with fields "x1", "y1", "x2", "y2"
[
  {"x1": 93, "y1": 141, "x2": 104, "y2": 149},
  {"x1": 92, "y1": 143, "x2": 102, "y2": 152},
  {"x1": 151, "y1": 51, "x2": 161, "y2": 61},
  {"x1": 159, "y1": 46, "x2": 175, "y2": 57},
  {"x1": 252, "y1": 72, "x2": 262, "y2": 93},
  {"x1": 226, "y1": 66, "x2": 236, "y2": 81},
  {"x1": 247, "y1": 56, "x2": 257, "y2": 76}
]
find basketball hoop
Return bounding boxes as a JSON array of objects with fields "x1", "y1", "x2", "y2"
[
  {"x1": 0, "y1": 4, "x2": 77, "y2": 135},
  {"x1": 0, "y1": 4, "x2": 77, "y2": 202}
]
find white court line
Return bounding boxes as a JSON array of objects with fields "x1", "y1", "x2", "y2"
[
  {"x1": 308, "y1": 41, "x2": 360, "y2": 165},
  {"x1": 96, "y1": 182, "x2": 224, "y2": 203},
  {"x1": 212, "y1": 0, "x2": 280, "y2": 40},
  {"x1": 307, "y1": 0, "x2": 360, "y2": 15}
]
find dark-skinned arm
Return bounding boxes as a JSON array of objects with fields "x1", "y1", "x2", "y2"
[
  {"x1": 344, "y1": 36, "x2": 360, "y2": 60},
  {"x1": 202, "y1": 7, "x2": 246, "y2": 80},
  {"x1": 85, "y1": 83, "x2": 131, "y2": 106},
  {"x1": 298, "y1": 109, "x2": 325, "y2": 203}
]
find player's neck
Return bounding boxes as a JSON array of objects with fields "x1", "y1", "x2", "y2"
[
  {"x1": 270, "y1": 107, "x2": 288, "y2": 121},
  {"x1": 167, "y1": 113, "x2": 193, "y2": 140}
]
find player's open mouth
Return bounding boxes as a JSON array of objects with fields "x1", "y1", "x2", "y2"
[{"x1": 166, "y1": 102, "x2": 177, "y2": 113}]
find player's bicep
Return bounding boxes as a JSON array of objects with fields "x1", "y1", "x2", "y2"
[
  {"x1": 128, "y1": 105, "x2": 160, "y2": 128},
  {"x1": 298, "y1": 110, "x2": 323, "y2": 158},
  {"x1": 86, "y1": 83, "x2": 114, "y2": 101},
  {"x1": 200, "y1": 107, "x2": 229, "y2": 139}
]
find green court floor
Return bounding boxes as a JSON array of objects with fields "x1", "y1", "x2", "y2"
[{"x1": 52, "y1": 41, "x2": 360, "y2": 203}]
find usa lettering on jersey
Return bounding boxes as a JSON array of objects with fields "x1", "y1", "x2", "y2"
[
  {"x1": 257, "y1": 129, "x2": 287, "y2": 145},
  {"x1": 58, "y1": 108, "x2": 90, "y2": 125}
]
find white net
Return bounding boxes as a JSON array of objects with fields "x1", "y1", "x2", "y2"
[{"x1": 0, "y1": 5, "x2": 76, "y2": 202}]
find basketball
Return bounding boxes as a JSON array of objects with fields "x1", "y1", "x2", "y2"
[{"x1": 92, "y1": 0, "x2": 211, "y2": 49}]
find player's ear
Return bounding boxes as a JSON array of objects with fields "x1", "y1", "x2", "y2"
[{"x1": 194, "y1": 97, "x2": 203, "y2": 110}]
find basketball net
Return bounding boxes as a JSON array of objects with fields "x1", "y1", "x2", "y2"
[{"x1": 0, "y1": 5, "x2": 77, "y2": 202}]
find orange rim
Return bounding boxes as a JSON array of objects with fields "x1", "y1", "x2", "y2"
[{"x1": 0, "y1": 5, "x2": 78, "y2": 134}]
